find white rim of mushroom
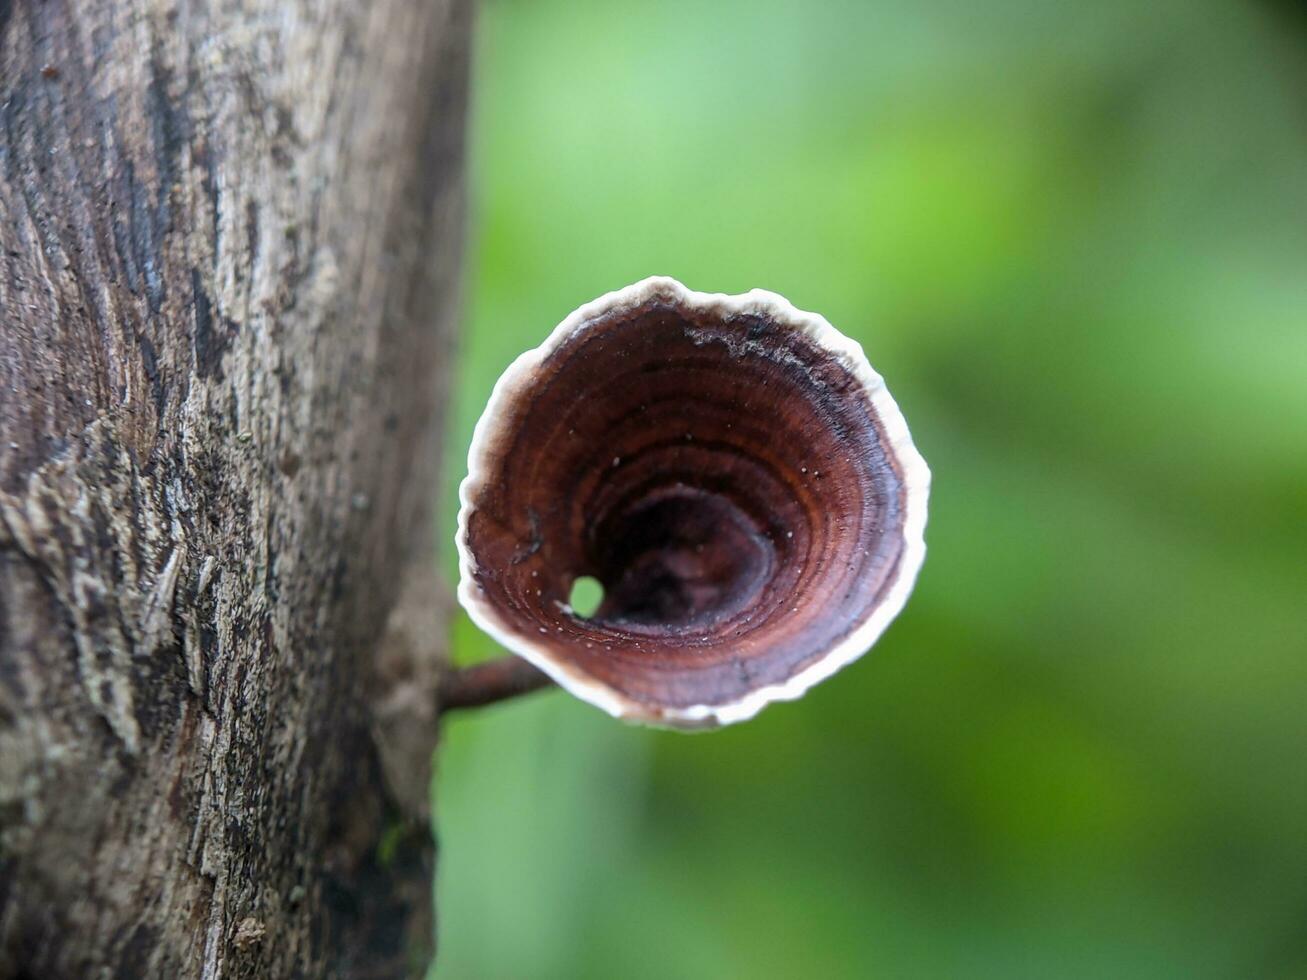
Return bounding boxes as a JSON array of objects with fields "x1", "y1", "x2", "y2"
[{"x1": 455, "y1": 276, "x2": 930, "y2": 729}]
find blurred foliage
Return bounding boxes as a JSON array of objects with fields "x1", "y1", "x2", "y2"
[{"x1": 432, "y1": 0, "x2": 1307, "y2": 977}]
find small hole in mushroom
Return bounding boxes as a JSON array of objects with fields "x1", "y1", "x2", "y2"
[{"x1": 568, "y1": 575, "x2": 604, "y2": 619}]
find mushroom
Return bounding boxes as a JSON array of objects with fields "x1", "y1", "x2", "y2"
[{"x1": 451, "y1": 276, "x2": 929, "y2": 729}]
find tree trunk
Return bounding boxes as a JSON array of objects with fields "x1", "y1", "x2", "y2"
[{"x1": 0, "y1": 0, "x2": 469, "y2": 975}]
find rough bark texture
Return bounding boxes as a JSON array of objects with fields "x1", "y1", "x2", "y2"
[{"x1": 0, "y1": 0, "x2": 469, "y2": 975}]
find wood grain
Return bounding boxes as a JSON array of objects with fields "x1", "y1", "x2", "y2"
[{"x1": 0, "y1": 0, "x2": 469, "y2": 974}]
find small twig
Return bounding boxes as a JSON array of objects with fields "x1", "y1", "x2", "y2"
[{"x1": 437, "y1": 656, "x2": 555, "y2": 713}]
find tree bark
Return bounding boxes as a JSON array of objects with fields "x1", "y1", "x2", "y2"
[{"x1": 0, "y1": 0, "x2": 469, "y2": 975}]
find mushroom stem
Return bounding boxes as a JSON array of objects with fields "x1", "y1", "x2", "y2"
[{"x1": 438, "y1": 656, "x2": 556, "y2": 713}]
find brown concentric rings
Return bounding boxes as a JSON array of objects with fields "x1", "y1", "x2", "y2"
[{"x1": 455, "y1": 277, "x2": 929, "y2": 728}]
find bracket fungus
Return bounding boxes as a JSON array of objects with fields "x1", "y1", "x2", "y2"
[{"x1": 454, "y1": 277, "x2": 929, "y2": 729}]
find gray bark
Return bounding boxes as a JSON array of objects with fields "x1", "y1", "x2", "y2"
[{"x1": 0, "y1": 0, "x2": 469, "y2": 975}]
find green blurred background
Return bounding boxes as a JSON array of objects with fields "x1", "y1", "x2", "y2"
[{"x1": 432, "y1": 1, "x2": 1307, "y2": 977}]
